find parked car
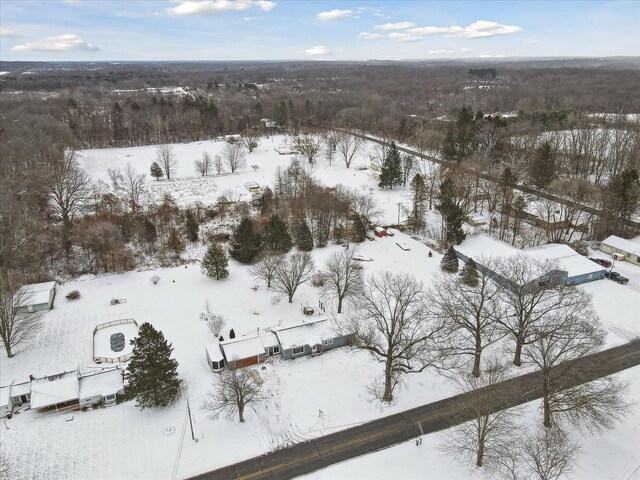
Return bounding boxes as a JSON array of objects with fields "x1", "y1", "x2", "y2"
[
  {"x1": 605, "y1": 271, "x2": 629, "y2": 284},
  {"x1": 588, "y1": 257, "x2": 612, "y2": 268},
  {"x1": 396, "y1": 242, "x2": 410, "y2": 251},
  {"x1": 365, "y1": 232, "x2": 375, "y2": 241},
  {"x1": 386, "y1": 229, "x2": 395, "y2": 237}
]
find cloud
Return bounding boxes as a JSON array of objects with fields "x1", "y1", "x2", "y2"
[
  {"x1": 316, "y1": 9, "x2": 352, "y2": 21},
  {"x1": 0, "y1": 28, "x2": 21, "y2": 38},
  {"x1": 357, "y1": 32, "x2": 384, "y2": 40},
  {"x1": 373, "y1": 13, "x2": 390, "y2": 19},
  {"x1": 167, "y1": 0, "x2": 276, "y2": 16},
  {"x1": 12, "y1": 33, "x2": 99, "y2": 52},
  {"x1": 408, "y1": 20, "x2": 522, "y2": 39},
  {"x1": 388, "y1": 32, "x2": 422, "y2": 42},
  {"x1": 428, "y1": 49, "x2": 456, "y2": 55},
  {"x1": 375, "y1": 22, "x2": 415, "y2": 31},
  {"x1": 300, "y1": 45, "x2": 329, "y2": 56}
]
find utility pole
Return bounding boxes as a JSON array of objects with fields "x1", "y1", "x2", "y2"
[
  {"x1": 397, "y1": 202, "x2": 401, "y2": 226},
  {"x1": 187, "y1": 398, "x2": 195, "y2": 441}
]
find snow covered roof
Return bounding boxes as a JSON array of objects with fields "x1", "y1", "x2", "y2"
[
  {"x1": 221, "y1": 331, "x2": 279, "y2": 361},
  {"x1": 275, "y1": 319, "x2": 336, "y2": 350},
  {"x1": 11, "y1": 382, "x2": 31, "y2": 397},
  {"x1": 30, "y1": 372, "x2": 79, "y2": 409},
  {"x1": 205, "y1": 343, "x2": 224, "y2": 362},
  {"x1": 456, "y1": 234, "x2": 604, "y2": 279},
  {"x1": 374, "y1": 227, "x2": 386, "y2": 233},
  {"x1": 602, "y1": 235, "x2": 640, "y2": 256},
  {"x1": 0, "y1": 386, "x2": 10, "y2": 407},
  {"x1": 79, "y1": 368, "x2": 124, "y2": 399},
  {"x1": 19, "y1": 281, "x2": 55, "y2": 306}
]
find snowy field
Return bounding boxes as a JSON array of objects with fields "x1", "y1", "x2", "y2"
[{"x1": 2, "y1": 136, "x2": 640, "y2": 479}]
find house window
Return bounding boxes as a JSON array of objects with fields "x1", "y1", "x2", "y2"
[
  {"x1": 292, "y1": 346, "x2": 305, "y2": 356},
  {"x1": 322, "y1": 338, "x2": 334, "y2": 346},
  {"x1": 267, "y1": 346, "x2": 280, "y2": 356}
]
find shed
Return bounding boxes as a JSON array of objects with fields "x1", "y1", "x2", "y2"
[
  {"x1": 374, "y1": 227, "x2": 387, "y2": 237},
  {"x1": 30, "y1": 371, "x2": 80, "y2": 412},
  {"x1": 78, "y1": 367, "x2": 125, "y2": 408},
  {"x1": 244, "y1": 181, "x2": 261, "y2": 193},
  {"x1": 18, "y1": 281, "x2": 56, "y2": 313},
  {"x1": 205, "y1": 342, "x2": 225, "y2": 372},
  {"x1": 0, "y1": 386, "x2": 12, "y2": 418},
  {"x1": 600, "y1": 235, "x2": 640, "y2": 266},
  {"x1": 466, "y1": 213, "x2": 487, "y2": 226},
  {"x1": 274, "y1": 319, "x2": 351, "y2": 360}
]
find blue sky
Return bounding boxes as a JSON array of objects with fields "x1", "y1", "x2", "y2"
[{"x1": 0, "y1": 0, "x2": 638, "y2": 61}]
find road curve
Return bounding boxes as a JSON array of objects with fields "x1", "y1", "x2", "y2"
[{"x1": 188, "y1": 339, "x2": 640, "y2": 480}]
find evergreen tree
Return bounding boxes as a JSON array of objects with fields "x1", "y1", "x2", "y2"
[
  {"x1": 262, "y1": 214, "x2": 293, "y2": 253},
  {"x1": 460, "y1": 258, "x2": 479, "y2": 286},
  {"x1": 184, "y1": 210, "x2": 199, "y2": 242},
  {"x1": 441, "y1": 126, "x2": 458, "y2": 162},
  {"x1": 378, "y1": 141, "x2": 402, "y2": 189},
  {"x1": 150, "y1": 162, "x2": 164, "y2": 181},
  {"x1": 201, "y1": 242, "x2": 229, "y2": 279},
  {"x1": 296, "y1": 219, "x2": 314, "y2": 251},
  {"x1": 219, "y1": 335, "x2": 224, "y2": 342},
  {"x1": 441, "y1": 246, "x2": 459, "y2": 273},
  {"x1": 436, "y1": 177, "x2": 467, "y2": 246},
  {"x1": 229, "y1": 217, "x2": 262, "y2": 264},
  {"x1": 167, "y1": 227, "x2": 186, "y2": 255},
  {"x1": 530, "y1": 142, "x2": 556, "y2": 189},
  {"x1": 126, "y1": 323, "x2": 182, "y2": 409},
  {"x1": 258, "y1": 186, "x2": 274, "y2": 215},
  {"x1": 408, "y1": 173, "x2": 427, "y2": 233},
  {"x1": 351, "y1": 214, "x2": 367, "y2": 243},
  {"x1": 229, "y1": 328, "x2": 236, "y2": 339}
]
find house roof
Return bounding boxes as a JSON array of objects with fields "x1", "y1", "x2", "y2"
[
  {"x1": 275, "y1": 319, "x2": 336, "y2": 350},
  {"x1": 11, "y1": 382, "x2": 31, "y2": 397},
  {"x1": 19, "y1": 281, "x2": 55, "y2": 307},
  {"x1": 30, "y1": 372, "x2": 79, "y2": 409},
  {"x1": 456, "y1": 234, "x2": 604, "y2": 279},
  {"x1": 220, "y1": 331, "x2": 279, "y2": 361},
  {"x1": 79, "y1": 368, "x2": 124, "y2": 399},
  {"x1": 602, "y1": 235, "x2": 640, "y2": 257},
  {"x1": 205, "y1": 343, "x2": 224, "y2": 362},
  {"x1": 0, "y1": 386, "x2": 10, "y2": 407}
]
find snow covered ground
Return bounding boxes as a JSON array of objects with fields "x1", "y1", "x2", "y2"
[{"x1": 2, "y1": 137, "x2": 639, "y2": 479}]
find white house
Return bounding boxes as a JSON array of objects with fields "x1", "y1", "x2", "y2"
[
  {"x1": 600, "y1": 235, "x2": 640, "y2": 266},
  {"x1": 18, "y1": 281, "x2": 56, "y2": 312},
  {"x1": 30, "y1": 370, "x2": 80, "y2": 412},
  {"x1": 78, "y1": 367, "x2": 125, "y2": 408},
  {"x1": 0, "y1": 386, "x2": 12, "y2": 418},
  {"x1": 205, "y1": 342, "x2": 225, "y2": 372}
]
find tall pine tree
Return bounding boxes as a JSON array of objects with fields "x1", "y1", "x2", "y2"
[
  {"x1": 150, "y1": 162, "x2": 164, "y2": 181},
  {"x1": 296, "y1": 219, "x2": 314, "y2": 251},
  {"x1": 530, "y1": 142, "x2": 556, "y2": 189},
  {"x1": 201, "y1": 242, "x2": 229, "y2": 279},
  {"x1": 184, "y1": 210, "x2": 199, "y2": 242},
  {"x1": 408, "y1": 173, "x2": 427, "y2": 233},
  {"x1": 436, "y1": 177, "x2": 467, "y2": 246},
  {"x1": 351, "y1": 214, "x2": 367, "y2": 243},
  {"x1": 379, "y1": 141, "x2": 402, "y2": 189},
  {"x1": 460, "y1": 257, "x2": 479, "y2": 286},
  {"x1": 262, "y1": 214, "x2": 293, "y2": 253},
  {"x1": 440, "y1": 246, "x2": 459, "y2": 273},
  {"x1": 229, "y1": 217, "x2": 262, "y2": 264},
  {"x1": 126, "y1": 323, "x2": 182, "y2": 409}
]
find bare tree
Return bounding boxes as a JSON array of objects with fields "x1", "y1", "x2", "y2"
[
  {"x1": 293, "y1": 133, "x2": 325, "y2": 164},
  {"x1": 222, "y1": 142, "x2": 247, "y2": 173},
  {"x1": 249, "y1": 255, "x2": 282, "y2": 288},
  {"x1": 493, "y1": 428, "x2": 582, "y2": 480},
  {"x1": 496, "y1": 255, "x2": 590, "y2": 367},
  {"x1": 213, "y1": 154, "x2": 224, "y2": 175},
  {"x1": 108, "y1": 163, "x2": 146, "y2": 213},
  {"x1": 440, "y1": 358, "x2": 519, "y2": 468},
  {"x1": 522, "y1": 305, "x2": 629, "y2": 429},
  {"x1": 48, "y1": 149, "x2": 91, "y2": 223},
  {"x1": 336, "y1": 134, "x2": 363, "y2": 168},
  {"x1": 324, "y1": 131, "x2": 340, "y2": 165},
  {"x1": 202, "y1": 368, "x2": 265, "y2": 422},
  {"x1": 194, "y1": 151, "x2": 212, "y2": 176},
  {"x1": 321, "y1": 248, "x2": 363, "y2": 313},
  {"x1": 156, "y1": 144, "x2": 178, "y2": 180},
  {"x1": 241, "y1": 130, "x2": 261, "y2": 153},
  {"x1": 429, "y1": 259, "x2": 505, "y2": 377},
  {"x1": 0, "y1": 285, "x2": 43, "y2": 358},
  {"x1": 272, "y1": 252, "x2": 315, "y2": 303},
  {"x1": 199, "y1": 300, "x2": 226, "y2": 337},
  {"x1": 339, "y1": 271, "x2": 444, "y2": 402}
]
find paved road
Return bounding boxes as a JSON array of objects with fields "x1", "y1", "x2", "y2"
[
  {"x1": 188, "y1": 339, "x2": 640, "y2": 480},
  {"x1": 335, "y1": 128, "x2": 640, "y2": 232}
]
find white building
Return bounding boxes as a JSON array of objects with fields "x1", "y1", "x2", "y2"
[
  {"x1": 600, "y1": 235, "x2": 640, "y2": 266},
  {"x1": 18, "y1": 281, "x2": 56, "y2": 312}
]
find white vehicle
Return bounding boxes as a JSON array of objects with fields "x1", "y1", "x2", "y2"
[{"x1": 353, "y1": 254, "x2": 374, "y2": 262}]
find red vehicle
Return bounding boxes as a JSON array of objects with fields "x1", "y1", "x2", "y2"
[{"x1": 374, "y1": 227, "x2": 387, "y2": 237}]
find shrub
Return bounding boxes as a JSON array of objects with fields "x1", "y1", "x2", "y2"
[
  {"x1": 66, "y1": 290, "x2": 81, "y2": 301},
  {"x1": 150, "y1": 275, "x2": 161, "y2": 285}
]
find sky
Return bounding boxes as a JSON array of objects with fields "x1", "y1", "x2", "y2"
[{"x1": 0, "y1": 0, "x2": 638, "y2": 62}]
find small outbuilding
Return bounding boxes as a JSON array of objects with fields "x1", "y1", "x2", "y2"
[
  {"x1": 600, "y1": 235, "x2": 640, "y2": 266},
  {"x1": 18, "y1": 281, "x2": 56, "y2": 313},
  {"x1": 466, "y1": 213, "x2": 487, "y2": 226},
  {"x1": 374, "y1": 227, "x2": 387, "y2": 237}
]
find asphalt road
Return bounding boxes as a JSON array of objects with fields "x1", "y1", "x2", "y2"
[{"x1": 188, "y1": 339, "x2": 640, "y2": 480}]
